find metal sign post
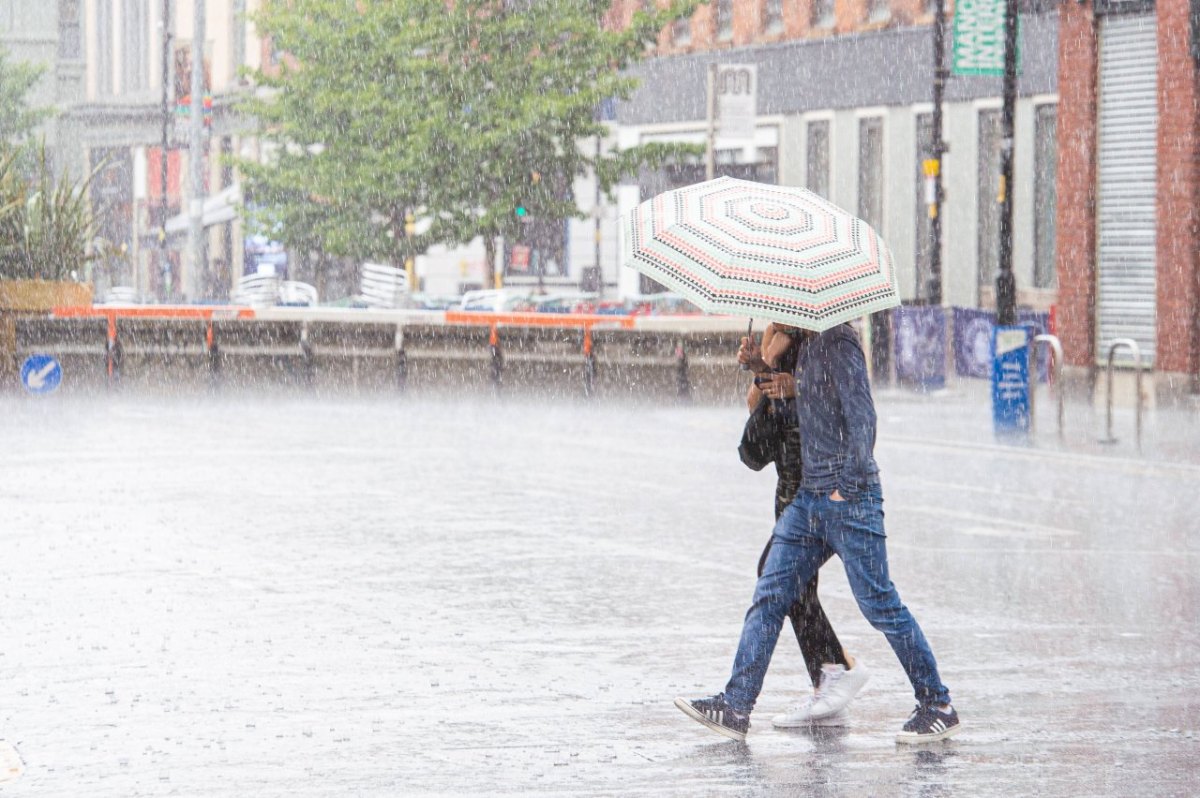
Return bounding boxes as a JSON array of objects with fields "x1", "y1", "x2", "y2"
[{"x1": 705, "y1": 64, "x2": 717, "y2": 182}]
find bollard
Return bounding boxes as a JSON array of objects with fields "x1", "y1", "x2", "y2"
[
  {"x1": 675, "y1": 340, "x2": 691, "y2": 401},
  {"x1": 299, "y1": 322, "x2": 316, "y2": 386},
  {"x1": 489, "y1": 324, "x2": 502, "y2": 395},
  {"x1": 1100, "y1": 338, "x2": 1144, "y2": 451},
  {"x1": 395, "y1": 325, "x2": 407, "y2": 392},
  {"x1": 582, "y1": 328, "x2": 596, "y2": 398},
  {"x1": 1030, "y1": 334, "x2": 1064, "y2": 439}
]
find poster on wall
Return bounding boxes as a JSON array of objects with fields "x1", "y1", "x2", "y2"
[
  {"x1": 953, "y1": 308, "x2": 1050, "y2": 382},
  {"x1": 892, "y1": 306, "x2": 947, "y2": 390}
]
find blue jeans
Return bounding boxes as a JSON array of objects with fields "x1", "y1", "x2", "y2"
[{"x1": 723, "y1": 485, "x2": 951, "y2": 713}]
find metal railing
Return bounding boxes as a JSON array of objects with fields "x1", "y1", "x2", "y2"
[
  {"x1": 1100, "y1": 338, "x2": 1144, "y2": 451},
  {"x1": 1029, "y1": 334, "x2": 1064, "y2": 439}
]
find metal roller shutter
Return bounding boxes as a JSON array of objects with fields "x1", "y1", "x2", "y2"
[{"x1": 1096, "y1": 13, "x2": 1158, "y2": 365}]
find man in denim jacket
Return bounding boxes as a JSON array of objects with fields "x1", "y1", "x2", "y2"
[{"x1": 675, "y1": 322, "x2": 961, "y2": 744}]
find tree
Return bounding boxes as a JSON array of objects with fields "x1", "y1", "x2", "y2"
[
  {"x1": 240, "y1": 0, "x2": 698, "y2": 289},
  {"x1": 0, "y1": 45, "x2": 48, "y2": 146}
]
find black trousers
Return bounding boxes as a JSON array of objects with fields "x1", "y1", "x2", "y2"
[{"x1": 757, "y1": 478, "x2": 849, "y2": 688}]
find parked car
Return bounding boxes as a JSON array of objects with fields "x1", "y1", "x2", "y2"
[
  {"x1": 458, "y1": 289, "x2": 534, "y2": 312},
  {"x1": 630, "y1": 293, "x2": 704, "y2": 316},
  {"x1": 522, "y1": 293, "x2": 600, "y2": 314}
]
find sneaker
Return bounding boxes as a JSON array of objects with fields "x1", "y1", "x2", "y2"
[
  {"x1": 674, "y1": 694, "x2": 749, "y2": 742},
  {"x1": 772, "y1": 695, "x2": 851, "y2": 728},
  {"x1": 895, "y1": 704, "x2": 961, "y2": 744},
  {"x1": 808, "y1": 660, "x2": 870, "y2": 719}
]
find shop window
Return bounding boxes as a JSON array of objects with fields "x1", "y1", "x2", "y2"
[
  {"x1": 977, "y1": 109, "x2": 1002, "y2": 297},
  {"x1": 1033, "y1": 104, "x2": 1058, "y2": 289},
  {"x1": 716, "y1": 0, "x2": 733, "y2": 41},
  {"x1": 806, "y1": 119, "x2": 830, "y2": 199},
  {"x1": 764, "y1": 0, "x2": 783, "y2": 34},
  {"x1": 811, "y1": 0, "x2": 834, "y2": 28},
  {"x1": 858, "y1": 116, "x2": 884, "y2": 231}
]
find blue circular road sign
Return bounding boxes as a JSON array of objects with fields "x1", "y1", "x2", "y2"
[{"x1": 20, "y1": 354, "x2": 63, "y2": 395}]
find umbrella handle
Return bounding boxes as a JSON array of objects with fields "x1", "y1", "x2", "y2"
[{"x1": 739, "y1": 318, "x2": 754, "y2": 371}]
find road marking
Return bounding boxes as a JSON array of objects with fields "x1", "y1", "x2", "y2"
[
  {"x1": 890, "y1": 505, "x2": 1082, "y2": 539},
  {"x1": 894, "y1": 476, "x2": 1090, "y2": 507},
  {"x1": 959, "y1": 525, "x2": 1081, "y2": 541},
  {"x1": 882, "y1": 434, "x2": 1200, "y2": 479}
]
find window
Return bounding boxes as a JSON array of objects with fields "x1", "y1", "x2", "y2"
[
  {"x1": 672, "y1": 15, "x2": 692, "y2": 46},
  {"x1": 764, "y1": 0, "x2": 784, "y2": 34},
  {"x1": 977, "y1": 109, "x2": 1003, "y2": 298},
  {"x1": 915, "y1": 113, "x2": 933, "y2": 301},
  {"x1": 859, "y1": 117, "x2": 888, "y2": 382},
  {"x1": 96, "y1": 0, "x2": 113, "y2": 95},
  {"x1": 59, "y1": 0, "x2": 82, "y2": 59},
  {"x1": 122, "y1": 0, "x2": 148, "y2": 92},
  {"x1": 716, "y1": 0, "x2": 733, "y2": 40},
  {"x1": 867, "y1": 0, "x2": 891, "y2": 23},
  {"x1": 811, "y1": 0, "x2": 834, "y2": 28},
  {"x1": 858, "y1": 117, "x2": 884, "y2": 231},
  {"x1": 806, "y1": 120, "x2": 830, "y2": 199},
  {"x1": 1034, "y1": 104, "x2": 1058, "y2": 289}
]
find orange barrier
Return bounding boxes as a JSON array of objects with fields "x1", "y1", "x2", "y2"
[
  {"x1": 52, "y1": 304, "x2": 256, "y2": 344},
  {"x1": 443, "y1": 311, "x2": 634, "y2": 354},
  {"x1": 444, "y1": 310, "x2": 635, "y2": 330}
]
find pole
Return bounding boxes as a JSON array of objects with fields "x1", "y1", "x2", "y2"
[
  {"x1": 705, "y1": 63, "x2": 717, "y2": 181},
  {"x1": 927, "y1": 0, "x2": 947, "y2": 305},
  {"x1": 186, "y1": 0, "x2": 207, "y2": 302},
  {"x1": 995, "y1": 0, "x2": 1018, "y2": 326},
  {"x1": 594, "y1": 133, "x2": 603, "y2": 299},
  {"x1": 158, "y1": 0, "x2": 171, "y2": 301}
]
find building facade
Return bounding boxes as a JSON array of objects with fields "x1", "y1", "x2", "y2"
[
  {"x1": 1056, "y1": 0, "x2": 1200, "y2": 389},
  {"x1": 0, "y1": 0, "x2": 87, "y2": 165},
  {"x1": 608, "y1": 0, "x2": 1061, "y2": 315},
  {"x1": 3, "y1": 0, "x2": 264, "y2": 301}
]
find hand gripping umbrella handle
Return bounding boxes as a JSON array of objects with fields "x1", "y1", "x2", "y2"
[{"x1": 740, "y1": 318, "x2": 754, "y2": 371}]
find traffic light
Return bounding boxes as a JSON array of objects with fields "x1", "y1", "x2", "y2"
[{"x1": 515, "y1": 205, "x2": 528, "y2": 218}]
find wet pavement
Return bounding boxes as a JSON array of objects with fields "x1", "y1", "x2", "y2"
[{"x1": 1, "y1": 388, "x2": 1198, "y2": 796}]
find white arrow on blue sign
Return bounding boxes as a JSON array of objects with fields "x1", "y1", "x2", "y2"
[{"x1": 20, "y1": 354, "x2": 63, "y2": 395}]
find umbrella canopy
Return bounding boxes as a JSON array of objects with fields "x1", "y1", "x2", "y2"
[{"x1": 621, "y1": 176, "x2": 900, "y2": 331}]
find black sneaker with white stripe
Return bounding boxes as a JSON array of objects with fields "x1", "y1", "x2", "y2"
[
  {"x1": 895, "y1": 703, "x2": 961, "y2": 744},
  {"x1": 674, "y1": 694, "x2": 749, "y2": 742}
]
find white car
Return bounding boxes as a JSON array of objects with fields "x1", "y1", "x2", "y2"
[{"x1": 458, "y1": 289, "x2": 532, "y2": 312}]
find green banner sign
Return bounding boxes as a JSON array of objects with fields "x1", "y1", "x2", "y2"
[{"x1": 953, "y1": 0, "x2": 1013, "y2": 76}]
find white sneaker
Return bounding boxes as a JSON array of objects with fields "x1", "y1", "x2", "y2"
[
  {"x1": 772, "y1": 694, "x2": 818, "y2": 728},
  {"x1": 772, "y1": 696, "x2": 851, "y2": 728},
  {"x1": 808, "y1": 660, "x2": 870, "y2": 719}
]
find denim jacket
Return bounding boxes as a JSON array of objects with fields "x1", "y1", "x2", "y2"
[{"x1": 791, "y1": 323, "x2": 881, "y2": 498}]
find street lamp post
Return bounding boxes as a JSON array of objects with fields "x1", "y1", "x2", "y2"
[
  {"x1": 158, "y1": 0, "x2": 171, "y2": 301},
  {"x1": 995, "y1": 0, "x2": 1019, "y2": 326},
  {"x1": 186, "y1": 0, "x2": 206, "y2": 302},
  {"x1": 927, "y1": 0, "x2": 948, "y2": 306}
]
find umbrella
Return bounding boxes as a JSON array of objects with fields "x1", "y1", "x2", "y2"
[{"x1": 620, "y1": 176, "x2": 900, "y2": 331}]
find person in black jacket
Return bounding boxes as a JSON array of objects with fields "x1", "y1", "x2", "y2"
[{"x1": 739, "y1": 323, "x2": 870, "y2": 729}]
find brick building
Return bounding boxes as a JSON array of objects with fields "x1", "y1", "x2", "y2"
[{"x1": 1056, "y1": 0, "x2": 1200, "y2": 392}]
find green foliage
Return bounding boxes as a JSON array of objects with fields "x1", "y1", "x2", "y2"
[
  {"x1": 239, "y1": 0, "x2": 699, "y2": 273},
  {"x1": 0, "y1": 46, "x2": 49, "y2": 145},
  {"x1": 0, "y1": 143, "x2": 108, "y2": 281}
]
